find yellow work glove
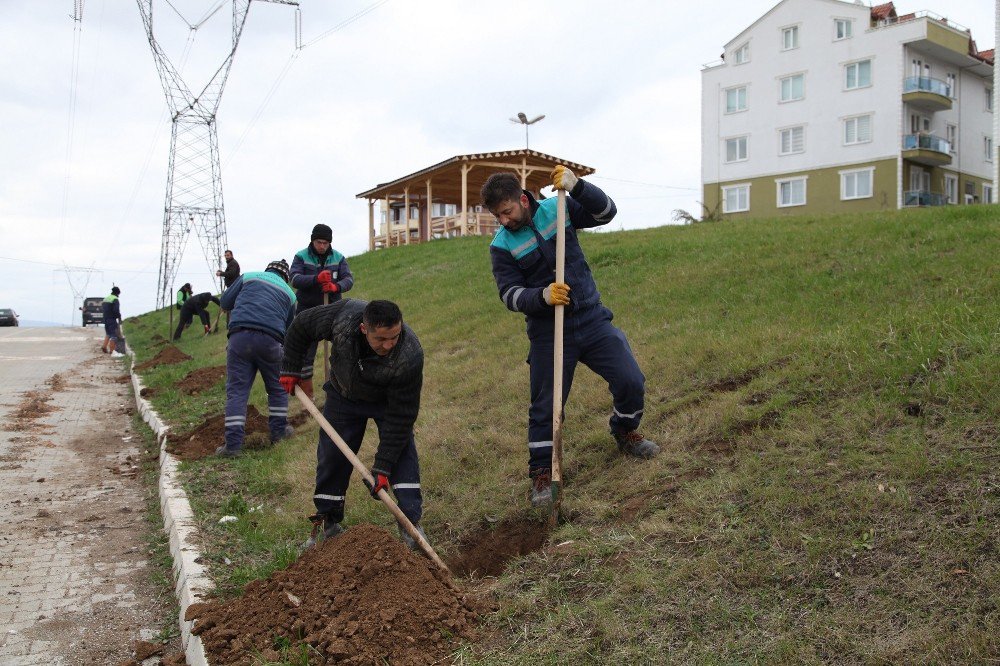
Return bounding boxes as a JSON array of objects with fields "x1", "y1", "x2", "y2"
[
  {"x1": 542, "y1": 282, "x2": 571, "y2": 306},
  {"x1": 551, "y1": 165, "x2": 579, "y2": 191}
]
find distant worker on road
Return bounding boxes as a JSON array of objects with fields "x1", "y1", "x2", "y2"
[
  {"x1": 481, "y1": 167, "x2": 658, "y2": 509},
  {"x1": 279, "y1": 299, "x2": 425, "y2": 550},
  {"x1": 173, "y1": 291, "x2": 220, "y2": 340},
  {"x1": 288, "y1": 223, "x2": 354, "y2": 397},
  {"x1": 176, "y1": 283, "x2": 192, "y2": 310},
  {"x1": 216, "y1": 249, "x2": 241, "y2": 289},
  {"x1": 101, "y1": 286, "x2": 124, "y2": 358},
  {"x1": 215, "y1": 260, "x2": 297, "y2": 458}
]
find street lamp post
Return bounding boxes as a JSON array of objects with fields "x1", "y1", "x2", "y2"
[{"x1": 509, "y1": 111, "x2": 545, "y2": 149}]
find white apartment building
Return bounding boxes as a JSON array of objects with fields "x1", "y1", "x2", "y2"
[{"x1": 701, "y1": 0, "x2": 994, "y2": 218}]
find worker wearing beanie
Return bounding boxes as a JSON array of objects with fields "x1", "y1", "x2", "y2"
[{"x1": 288, "y1": 223, "x2": 354, "y2": 397}]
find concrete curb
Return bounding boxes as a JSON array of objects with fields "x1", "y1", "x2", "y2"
[{"x1": 125, "y1": 343, "x2": 212, "y2": 666}]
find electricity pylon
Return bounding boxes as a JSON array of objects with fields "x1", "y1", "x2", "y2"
[{"x1": 137, "y1": 0, "x2": 298, "y2": 308}]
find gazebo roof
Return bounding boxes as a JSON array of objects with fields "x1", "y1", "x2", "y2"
[{"x1": 355, "y1": 148, "x2": 596, "y2": 202}]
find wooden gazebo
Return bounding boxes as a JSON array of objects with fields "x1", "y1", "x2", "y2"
[{"x1": 356, "y1": 149, "x2": 596, "y2": 251}]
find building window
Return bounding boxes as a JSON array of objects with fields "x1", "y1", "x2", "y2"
[
  {"x1": 725, "y1": 136, "x2": 748, "y2": 163},
  {"x1": 834, "y1": 18, "x2": 853, "y2": 40},
  {"x1": 985, "y1": 184, "x2": 994, "y2": 204},
  {"x1": 987, "y1": 88, "x2": 994, "y2": 112},
  {"x1": 734, "y1": 42, "x2": 749, "y2": 64},
  {"x1": 845, "y1": 59, "x2": 872, "y2": 90},
  {"x1": 780, "y1": 74, "x2": 804, "y2": 102},
  {"x1": 945, "y1": 73, "x2": 956, "y2": 98},
  {"x1": 844, "y1": 114, "x2": 872, "y2": 145},
  {"x1": 722, "y1": 184, "x2": 750, "y2": 213},
  {"x1": 779, "y1": 126, "x2": 804, "y2": 155},
  {"x1": 781, "y1": 25, "x2": 799, "y2": 50},
  {"x1": 986, "y1": 136, "x2": 994, "y2": 162},
  {"x1": 944, "y1": 174, "x2": 958, "y2": 204},
  {"x1": 726, "y1": 86, "x2": 747, "y2": 113},
  {"x1": 776, "y1": 177, "x2": 807, "y2": 207},
  {"x1": 840, "y1": 168, "x2": 874, "y2": 200},
  {"x1": 946, "y1": 124, "x2": 957, "y2": 153}
]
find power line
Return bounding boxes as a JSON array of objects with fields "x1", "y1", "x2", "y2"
[{"x1": 301, "y1": 0, "x2": 390, "y2": 49}]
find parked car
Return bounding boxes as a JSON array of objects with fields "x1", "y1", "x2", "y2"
[
  {"x1": 81, "y1": 297, "x2": 104, "y2": 326},
  {"x1": 0, "y1": 308, "x2": 19, "y2": 326}
]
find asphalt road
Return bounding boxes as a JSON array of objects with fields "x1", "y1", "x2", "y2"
[{"x1": 0, "y1": 326, "x2": 178, "y2": 665}]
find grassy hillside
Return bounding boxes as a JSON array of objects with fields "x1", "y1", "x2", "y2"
[{"x1": 124, "y1": 204, "x2": 1000, "y2": 663}]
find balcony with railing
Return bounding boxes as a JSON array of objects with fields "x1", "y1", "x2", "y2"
[
  {"x1": 902, "y1": 133, "x2": 952, "y2": 166},
  {"x1": 903, "y1": 76, "x2": 952, "y2": 112},
  {"x1": 903, "y1": 190, "x2": 948, "y2": 207}
]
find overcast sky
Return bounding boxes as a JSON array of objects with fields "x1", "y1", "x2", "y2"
[{"x1": 0, "y1": 0, "x2": 993, "y2": 325}]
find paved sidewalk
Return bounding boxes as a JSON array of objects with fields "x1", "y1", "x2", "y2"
[{"x1": 0, "y1": 326, "x2": 177, "y2": 665}]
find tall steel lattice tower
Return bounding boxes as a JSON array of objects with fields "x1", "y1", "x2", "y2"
[{"x1": 138, "y1": 0, "x2": 297, "y2": 307}]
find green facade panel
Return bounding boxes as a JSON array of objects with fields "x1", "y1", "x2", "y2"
[{"x1": 703, "y1": 159, "x2": 898, "y2": 219}]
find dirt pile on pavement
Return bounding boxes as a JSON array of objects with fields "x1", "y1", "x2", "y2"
[
  {"x1": 177, "y1": 365, "x2": 226, "y2": 394},
  {"x1": 188, "y1": 524, "x2": 481, "y2": 665},
  {"x1": 134, "y1": 345, "x2": 192, "y2": 372},
  {"x1": 446, "y1": 517, "x2": 549, "y2": 577},
  {"x1": 167, "y1": 405, "x2": 272, "y2": 460},
  {"x1": 4, "y1": 389, "x2": 58, "y2": 433}
]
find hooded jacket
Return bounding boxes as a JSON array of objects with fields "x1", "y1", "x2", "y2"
[{"x1": 282, "y1": 299, "x2": 423, "y2": 473}]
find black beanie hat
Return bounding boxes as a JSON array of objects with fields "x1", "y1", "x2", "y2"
[
  {"x1": 111, "y1": 286, "x2": 121, "y2": 296},
  {"x1": 311, "y1": 223, "x2": 333, "y2": 242}
]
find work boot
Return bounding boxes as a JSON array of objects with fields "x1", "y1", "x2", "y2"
[
  {"x1": 302, "y1": 514, "x2": 344, "y2": 549},
  {"x1": 270, "y1": 424, "x2": 295, "y2": 444},
  {"x1": 613, "y1": 430, "x2": 660, "y2": 459},
  {"x1": 398, "y1": 523, "x2": 427, "y2": 552},
  {"x1": 529, "y1": 469, "x2": 552, "y2": 508},
  {"x1": 215, "y1": 444, "x2": 242, "y2": 458}
]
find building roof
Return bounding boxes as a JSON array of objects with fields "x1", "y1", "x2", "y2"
[
  {"x1": 355, "y1": 149, "x2": 596, "y2": 202},
  {"x1": 975, "y1": 48, "x2": 994, "y2": 65},
  {"x1": 870, "y1": 3, "x2": 897, "y2": 21}
]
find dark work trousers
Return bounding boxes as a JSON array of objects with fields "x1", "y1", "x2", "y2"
[
  {"x1": 314, "y1": 386, "x2": 422, "y2": 526},
  {"x1": 526, "y1": 304, "x2": 646, "y2": 474},
  {"x1": 223, "y1": 329, "x2": 288, "y2": 452},
  {"x1": 173, "y1": 303, "x2": 211, "y2": 340}
]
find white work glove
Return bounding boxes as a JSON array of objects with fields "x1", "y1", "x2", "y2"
[
  {"x1": 551, "y1": 165, "x2": 579, "y2": 192},
  {"x1": 542, "y1": 282, "x2": 571, "y2": 306}
]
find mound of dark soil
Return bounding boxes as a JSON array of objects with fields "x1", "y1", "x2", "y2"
[
  {"x1": 188, "y1": 524, "x2": 481, "y2": 665},
  {"x1": 167, "y1": 405, "x2": 273, "y2": 460},
  {"x1": 177, "y1": 365, "x2": 226, "y2": 395},
  {"x1": 134, "y1": 346, "x2": 192, "y2": 371},
  {"x1": 446, "y1": 518, "x2": 549, "y2": 577}
]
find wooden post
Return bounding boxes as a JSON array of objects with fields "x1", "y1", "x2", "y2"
[
  {"x1": 368, "y1": 199, "x2": 375, "y2": 252},
  {"x1": 550, "y1": 188, "x2": 567, "y2": 525},
  {"x1": 425, "y1": 179, "x2": 432, "y2": 242},
  {"x1": 403, "y1": 186, "x2": 410, "y2": 245},
  {"x1": 384, "y1": 194, "x2": 390, "y2": 246},
  {"x1": 460, "y1": 164, "x2": 469, "y2": 236}
]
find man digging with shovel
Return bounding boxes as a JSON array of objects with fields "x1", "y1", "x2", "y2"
[
  {"x1": 279, "y1": 299, "x2": 427, "y2": 550},
  {"x1": 482, "y1": 167, "x2": 659, "y2": 510}
]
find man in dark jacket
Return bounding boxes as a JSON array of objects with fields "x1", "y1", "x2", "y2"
[
  {"x1": 482, "y1": 167, "x2": 658, "y2": 509},
  {"x1": 101, "y1": 286, "x2": 124, "y2": 357},
  {"x1": 279, "y1": 299, "x2": 425, "y2": 549},
  {"x1": 215, "y1": 260, "x2": 297, "y2": 458},
  {"x1": 216, "y1": 250, "x2": 241, "y2": 289},
  {"x1": 288, "y1": 223, "x2": 354, "y2": 397},
  {"x1": 173, "y1": 292, "x2": 220, "y2": 340}
]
